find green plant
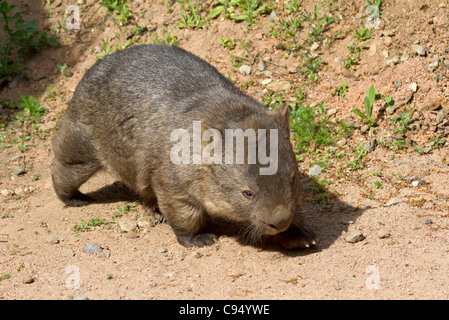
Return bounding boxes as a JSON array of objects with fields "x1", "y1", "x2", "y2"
[
  {"x1": 100, "y1": 0, "x2": 132, "y2": 26},
  {"x1": 343, "y1": 42, "x2": 366, "y2": 69},
  {"x1": 290, "y1": 102, "x2": 335, "y2": 152},
  {"x1": 96, "y1": 37, "x2": 113, "y2": 60},
  {"x1": 391, "y1": 111, "x2": 411, "y2": 134},
  {"x1": 209, "y1": 0, "x2": 274, "y2": 26},
  {"x1": 0, "y1": 273, "x2": 11, "y2": 281},
  {"x1": 73, "y1": 217, "x2": 114, "y2": 233},
  {"x1": 352, "y1": 85, "x2": 376, "y2": 127},
  {"x1": 299, "y1": 53, "x2": 322, "y2": 81},
  {"x1": 218, "y1": 37, "x2": 236, "y2": 50},
  {"x1": 384, "y1": 95, "x2": 394, "y2": 108},
  {"x1": 353, "y1": 26, "x2": 374, "y2": 41},
  {"x1": 374, "y1": 180, "x2": 383, "y2": 189},
  {"x1": 331, "y1": 82, "x2": 348, "y2": 98},
  {"x1": 177, "y1": 0, "x2": 204, "y2": 29},
  {"x1": 0, "y1": 1, "x2": 57, "y2": 78},
  {"x1": 9, "y1": 95, "x2": 46, "y2": 122},
  {"x1": 113, "y1": 203, "x2": 136, "y2": 218},
  {"x1": 279, "y1": 17, "x2": 302, "y2": 37}
]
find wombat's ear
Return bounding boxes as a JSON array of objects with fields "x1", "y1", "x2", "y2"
[{"x1": 272, "y1": 103, "x2": 291, "y2": 132}]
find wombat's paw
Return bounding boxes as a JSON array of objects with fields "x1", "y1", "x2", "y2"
[
  {"x1": 274, "y1": 226, "x2": 317, "y2": 249},
  {"x1": 177, "y1": 233, "x2": 218, "y2": 248},
  {"x1": 144, "y1": 207, "x2": 165, "y2": 224}
]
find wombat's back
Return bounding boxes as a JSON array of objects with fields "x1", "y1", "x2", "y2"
[{"x1": 70, "y1": 45, "x2": 245, "y2": 118}]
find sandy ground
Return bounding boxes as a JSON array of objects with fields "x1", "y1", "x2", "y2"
[{"x1": 0, "y1": 0, "x2": 449, "y2": 300}]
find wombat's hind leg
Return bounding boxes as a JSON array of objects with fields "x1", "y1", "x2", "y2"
[{"x1": 51, "y1": 159, "x2": 101, "y2": 207}]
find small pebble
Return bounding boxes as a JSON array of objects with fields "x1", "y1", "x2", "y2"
[
  {"x1": 411, "y1": 179, "x2": 425, "y2": 187},
  {"x1": 308, "y1": 164, "x2": 322, "y2": 176},
  {"x1": 424, "y1": 219, "x2": 433, "y2": 225},
  {"x1": 22, "y1": 275, "x2": 34, "y2": 284},
  {"x1": 385, "y1": 197, "x2": 403, "y2": 207},
  {"x1": 46, "y1": 234, "x2": 59, "y2": 245},
  {"x1": 345, "y1": 230, "x2": 365, "y2": 243},
  {"x1": 73, "y1": 295, "x2": 89, "y2": 300},
  {"x1": 14, "y1": 166, "x2": 26, "y2": 176},
  {"x1": 411, "y1": 44, "x2": 426, "y2": 56},
  {"x1": 378, "y1": 229, "x2": 391, "y2": 239},
  {"x1": 393, "y1": 80, "x2": 402, "y2": 88},
  {"x1": 363, "y1": 139, "x2": 378, "y2": 153},
  {"x1": 83, "y1": 243, "x2": 103, "y2": 255},
  {"x1": 408, "y1": 82, "x2": 418, "y2": 92},
  {"x1": 158, "y1": 247, "x2": 168, "y2": 254},
  {"x1": 239, "y1": 65, "x2": 251, "y2": 75},
  {"x1": 124, "y1": 231, "x2": 139, "y2": 239}
]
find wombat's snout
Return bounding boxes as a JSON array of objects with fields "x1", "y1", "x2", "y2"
[{"x1": 260, "y1": 206, "x2": 294, "y2": 235}]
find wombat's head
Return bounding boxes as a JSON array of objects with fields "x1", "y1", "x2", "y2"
[{"x1": 197, "y1": 104, "x2": 299, "y2": 241}]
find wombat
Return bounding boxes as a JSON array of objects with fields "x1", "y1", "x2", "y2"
[{"x1": 51, "y1": 44, "x2": 316, "y2": 249}]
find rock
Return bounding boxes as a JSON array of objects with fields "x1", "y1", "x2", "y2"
[
  {"x1": 0, "y1": 189, "x2": 10, "y2": 196},
  {"x1": 385, "y1": 56, "x2": 400, "y2": 66},
  {"x1": 408, "y1": 82, "x2": 418, "y2": 92},
  {"x1": 22, "y1": 275, "x2": 34, "y2": 284},
  {"x1": 382, "y1": 30, "x2": 395, "y2": 37},
  {"x1": 363, "y1": 139, "x2": 378, "y2": 153},
  {"x1": 158, "y1": 247, "x2": 168, "y2": 254},
  {"x1": 137, "y1": 216, "x2": 156, "y2": 228},
  {"x1": 14, "y1": 188, "x2": 24, "y2": 196},
  {"x1": 73, "y1": 295, "x2": 89, "y2": 300},
  {"x1": 239, "y1": 65, "x2": 251, "y2": 75},
  {"x1": 8, "y1": 73, "x2": 24, "y2": 89},
  {"x1": 337, "y1": 139, "x2": 346, "y2": 146},
  {"x1": 46, "y1": 234, "x2": 59, "y2": 245},
  {"x1": 424, "y1": 219, "x2": 433, "y2": 225},
  {"x1": 266, "y1": 80, "x2": 291, "y2": 92},
  {"x1": 83, "y1": 243, "x2": 103, "y2": 255},
  {"x1": 10, "y1": 154, "x2": 23, "y2": 162},
  {"x1": 385, "y1": 197, "x2": 403, "y2": 207},
  {"x1": 310, "y1": 42, "x2": 320, "y2": 52},
  {"x1": 394, "y1": 90, "x2": 413, "y2": 108},
  {"x1": 308, "y1": 164, "x2": 322, "y2": 176},
  {"x1": 268, "y1": 11, "x2": 276, "y2": 21},
  {"x1": 261, "y1": 79, "x2": 272, "y2": 85},
  {"x1": 124, "y1": 231, "x2": 139, "y2": 239},
  {"x1": 444, "y1": 60, "x2": 449, "y2": 68},
  {"x1": 436, "y1": 111, "x2": 447, "y2": 123},
  {"x1": 360, "y1": 124, "x2": 370, "y2": 134},
  {"x1": 14, "y1": 166, "x2": 26, "y2": 176},
  {"x1": 345, "y1": 230, "x2": 365, "y2": 243},
  {"x1": 411, "y1": 44, "x2": 426, "y2": 56},
  {"x1": 412, "y1": 179, "x2": 425, "y2": 187},
  {"x1": 257, "y1": 60, "x2": 266, "y2": 71},
  {"x1": 378, "y1": 229, "x2": 391, "y2": 239},
  {"x1": 118, "y1": 217, "x2": 137, "y2": 233},
  {"x1": 400, "y1": 53, "x2": 410, "y2": 62},
  {"x1": 383, "y1": 36, "x2": 392, "y2": 46},
  {"x1": 39, "y1": 121, "x2": 56, "y2": 131},
  {"x1": 393, "y1": 80, "x2": 402, "y2": 88},
  {"x1": 63, "y1": 249, "x2": 75, "y2": 257},
  {"x1": 326, "y1": 108, "x2": 337, "y2": 117}
]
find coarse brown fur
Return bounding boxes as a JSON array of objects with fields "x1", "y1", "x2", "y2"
[{"x1": 51, "y1": 44, "x2": 316, "y2": 248}]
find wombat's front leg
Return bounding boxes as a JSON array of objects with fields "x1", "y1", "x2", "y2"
[
  {"x1": 157, "y1": 197, "x2": 217, "y2": 247},
  {"x1": 273, "y1": 205, "x2": 316, "y2": 249}
]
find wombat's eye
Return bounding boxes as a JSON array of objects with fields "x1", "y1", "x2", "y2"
[{"x1": 242, "y1": 190, "x2": 255, "y2": 199}]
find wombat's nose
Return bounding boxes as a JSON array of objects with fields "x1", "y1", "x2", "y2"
[{"x1": 266, "y1": 207, "x2": 293, "y2": 233}]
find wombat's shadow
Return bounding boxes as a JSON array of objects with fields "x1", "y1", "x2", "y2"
[{"x1": 83, "y1": 171, "x2": 367, "y2": 255}]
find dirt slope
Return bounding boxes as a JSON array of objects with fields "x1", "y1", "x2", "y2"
[{"x1": 0, "y1": 0, "x2": 448, "y2": 300}]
